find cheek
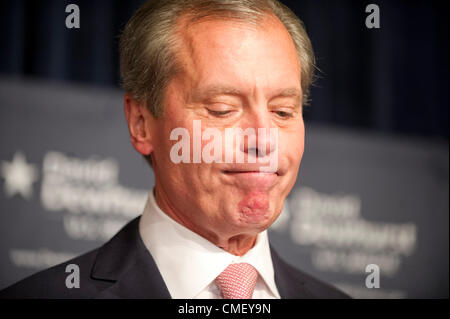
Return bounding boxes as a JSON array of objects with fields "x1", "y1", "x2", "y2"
[
  {"x1": 151, "y1": 121, "x2": 186, "y2": 174},
  {"x1": 281, "y1": 128, "x2": 304, "y2": 164}
]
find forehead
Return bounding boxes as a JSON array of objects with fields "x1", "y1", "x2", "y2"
[{"x1": 172, "y1": 14, "x2": 301, "y2": 95}]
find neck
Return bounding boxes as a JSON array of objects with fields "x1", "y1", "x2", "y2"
[{"x1": 153, "y1": 186, "x2": 257, "y2": 256}]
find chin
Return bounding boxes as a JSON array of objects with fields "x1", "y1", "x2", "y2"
[{"x1": 235, "y1": 206, "x2": 278, "y2": 231}]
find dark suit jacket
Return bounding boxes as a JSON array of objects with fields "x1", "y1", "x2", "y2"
[{"x1": 0, "y1": 217, "x2": 350, "y2": 299}]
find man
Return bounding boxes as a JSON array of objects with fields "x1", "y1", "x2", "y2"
[{"x1": 1, "y1": 0, "x2": 349, "y2": 299}]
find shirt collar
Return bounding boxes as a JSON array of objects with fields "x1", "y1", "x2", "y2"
[{"x1": 139, "y1": 188, "x2": 280, "y2": 299}]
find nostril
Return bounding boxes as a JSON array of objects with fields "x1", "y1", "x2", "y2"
[
  {"x1": 256, "y1": 148, "x2": 262, "y2": 157},
  {"x1": 246, "y1": 147, "x2": 261, "y2": 157}
]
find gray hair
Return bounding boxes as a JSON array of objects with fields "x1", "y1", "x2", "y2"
[{"x1": 119, "y1": 0, "x2": 315, "y2": 165}]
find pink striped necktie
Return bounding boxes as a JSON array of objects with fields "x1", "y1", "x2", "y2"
[{"x1": 215, "y1": 263, "x2": 258, "y2": 299}]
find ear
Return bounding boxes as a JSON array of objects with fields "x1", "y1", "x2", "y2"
[{"x1": 124, "y1": 93, "x2": 154, "y2": 156}]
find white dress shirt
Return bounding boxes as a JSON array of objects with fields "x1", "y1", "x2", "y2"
[{"x1": 138, "y1": 189, "x2": 281, "y2": 299}]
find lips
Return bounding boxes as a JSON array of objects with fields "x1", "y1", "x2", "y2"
[
  {"x1": 221, "y1": 163, "x2": 279, "y2": 175},
  {"x1": 223, "y1": 170, "x2": 278, "y2": 175},
  {"x1": 221, "y1": 169, "x2": 278, "y2": 190}
]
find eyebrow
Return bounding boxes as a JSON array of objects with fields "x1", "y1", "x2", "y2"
[
  {"x1": 270, "y1": 88, "x2": 303, "y2": 110},
  {"x1": 272, "y1": 88, "x2": 302, "y2": 100},
  {"x1": 193, "y1": 85, "x2": 302, "y2": 103},
  {"x1": 194, "y1": 85, "x2": 243, "y2": 101}
]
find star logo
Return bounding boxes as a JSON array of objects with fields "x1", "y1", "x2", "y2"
[{"x1": 1, "y1": 151, "x2": 39, "y2": 200}]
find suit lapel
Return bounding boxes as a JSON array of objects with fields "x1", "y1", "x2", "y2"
[
  {"x1": 89, "y1": 216, "x2": 324, "y2": 299},
  {"x1": 270, "y1": 247, "x2": 317, "y2": 299},
  {"x1": 91, "y1": 216, "x2": 171, "y2": 299}
]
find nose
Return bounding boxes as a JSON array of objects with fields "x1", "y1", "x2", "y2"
[{"x1": 239, "y1": 108, "x2": 277, "y2": 161}]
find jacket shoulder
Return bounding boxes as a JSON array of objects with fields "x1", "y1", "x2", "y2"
[
  {"x1": 271, "y1": 248, "x2": 351, "y2": 299},
  {"x1": 0, "y1": 248, "x2": 111, "y2": 299}
]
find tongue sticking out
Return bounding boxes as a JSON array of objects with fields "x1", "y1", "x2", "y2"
[{"x1": 238, "y1": 191, "x2": 270, "y2": 224}]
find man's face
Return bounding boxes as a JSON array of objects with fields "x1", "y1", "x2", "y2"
[{"x1": 149, "y1": 15, "x2": 304, "y2": 243}]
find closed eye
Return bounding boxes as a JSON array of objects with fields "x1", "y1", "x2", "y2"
[
  {"x1": 207, "y1": 109, "x2": 233, "y2": 117},
  {"x1": 273, "y1": 110, "x2": 294, "y2": 118}
]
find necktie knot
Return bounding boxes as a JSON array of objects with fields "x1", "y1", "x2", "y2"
[{"x1": 215, "y1": 263, "x2": 258, "y2": 299}]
